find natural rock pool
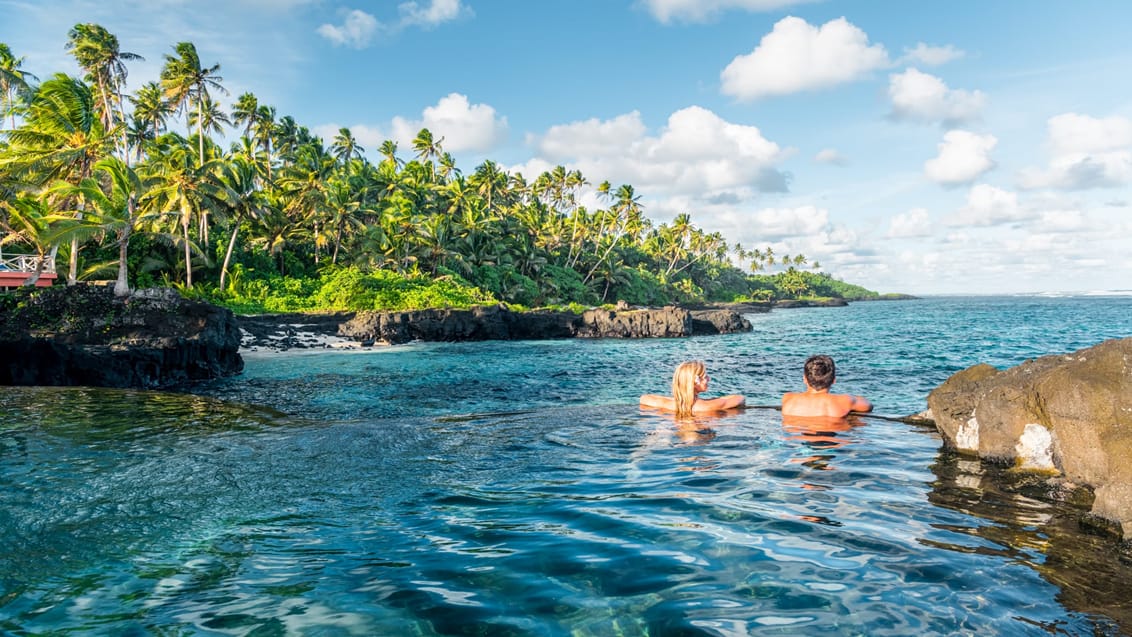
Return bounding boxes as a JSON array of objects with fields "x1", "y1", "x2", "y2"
[{"x1": 2, "y1": 295, "x2": 1130, "y2": 634}]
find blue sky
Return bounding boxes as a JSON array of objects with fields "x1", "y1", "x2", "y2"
[{"x1": 4, "y1": 0, "x2": 1132, "y2": 295}]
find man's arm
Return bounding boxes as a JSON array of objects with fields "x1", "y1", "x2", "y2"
[{"x1": 849, "y1": 395, "x2": 872, "y2": 413}]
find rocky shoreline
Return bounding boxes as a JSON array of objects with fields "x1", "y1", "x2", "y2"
[
  {"x1": 925, "y1": 337, "x2": 1132, "y2": 541},
  {"x1": 239, "y1": 304, "x2": 754, "y2": 352}
]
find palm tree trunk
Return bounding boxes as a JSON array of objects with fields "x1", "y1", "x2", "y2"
[
  {"x1": 68, "y1": 236, "x2": 79, "y2": 285},
  {"x1": 183, "y1": 218, "x2": 193, "y2": 287},
  {"x1": 220, "y1": 222, "x2": 239, "y2": 290},
  {"x1": 115, "y1": 228, "x2": 131, "y2": 297}
]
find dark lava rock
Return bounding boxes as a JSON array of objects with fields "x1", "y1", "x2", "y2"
[{"x1": 0, "y1": 285, "x2": 243, "y2": 389}]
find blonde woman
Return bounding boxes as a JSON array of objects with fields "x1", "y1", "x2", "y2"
[{"x1": 639, "y1": 360, "x2": 746, "y2": 417}]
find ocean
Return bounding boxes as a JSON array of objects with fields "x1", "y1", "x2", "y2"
[{"x1": 1, "y1": 295, "x2": 1130, "y2": 635}]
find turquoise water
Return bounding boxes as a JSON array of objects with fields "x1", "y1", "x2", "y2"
[{"x1": 2, "y1": 295, "x2": 1131, "y2": 635}]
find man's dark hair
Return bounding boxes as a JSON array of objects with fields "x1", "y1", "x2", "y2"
[{"x1": 803, "y1": 355, "x2": 836, "y2": 390}]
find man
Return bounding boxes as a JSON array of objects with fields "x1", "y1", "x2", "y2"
[{"x1": 781, "y1": 354, "x2": 872, "y2": 418}]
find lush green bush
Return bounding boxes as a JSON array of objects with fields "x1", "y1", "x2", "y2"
[
  {"x1": 197, "y1": 266, "x2": 497, "y2": 314},
  {"x1": 609, "y1": 267, "x2": 669, "y2": 306},
  {"x1": 537, "y1": 264, "x2": 595, "y2": 306}
]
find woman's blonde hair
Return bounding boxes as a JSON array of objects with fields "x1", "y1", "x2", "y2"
[{"x1": 671, "y1": 360, "x2": 706, "y2": 418}]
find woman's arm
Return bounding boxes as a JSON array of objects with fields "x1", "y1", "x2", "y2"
[
  {"x1": 640, "y1": 394, "x2": 676, "y2": 411},
  {"x1": 694, "y1": 394, "x2": 746, "y2": 412}
]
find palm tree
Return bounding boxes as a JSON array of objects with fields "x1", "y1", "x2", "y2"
[
  {"x1": 128, "y1": 81, "x2": 173, "y2": 149},
  {"x1": 2, "y1": 74, "x2": 111, "y2": 284},
  {"x1": 0, "y1": 43, "x2": 38, "y2": 130},
  {"x1": 230, "y1": 92, "x2": 259, "y2": 138},
  {"x1": 330, "y1": 127, "x2": 364, "y2": 166},
  {"x1": 50, "y1": 156, "x2": 154, "y2": 295},
  {"x1": 187, "y1": 93, "x2": 232, "y2": 140},
  {"x1": 277, "y1": 141, "x2": 335, "y2": 263},
  {"x1": 65, "y1": 23, "x2": 142, "y2": 153},
  {"x1": 411, "y1": 128, "x2": 443, "y2": 179},
  {"x1": 469, "y1": 160, "x2": 508, "y2": 217},
  {"x1": 214, "y1": 154, "x2": 265, "y2": 289},
  {"x1": 0, "y1": 197, "x2": 57, "y2": 286},
  {"x1": 378, "y1": 139, "x2": 402, "y2": 167},
  {"x1": 146, "y1": 134, "x2": 223, "y2": 287},
  {"x1": 160, "y1": 41, "x2": 226, "y2": 165}
]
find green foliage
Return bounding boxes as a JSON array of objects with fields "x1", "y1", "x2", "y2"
[
  {"x1": 0, "y1": 30, "x2": 901, "y2": 311},
  {"x1": 198, "y1": 265, "x2": 497, "y2": 313},
  {"x1": 608, "y1": 267, "x2": 669, "y2": 306},
  {"x1": 537, "y1": 264, "x2": 595, "y2": 306},
  {"x1": 471, "y1": 264, "x2": 538, "y2": 306}
]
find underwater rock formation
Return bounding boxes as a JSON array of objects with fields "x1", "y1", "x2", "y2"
[{"x1": 926, "y1": 337, "x2": 1132, "y2": 540}]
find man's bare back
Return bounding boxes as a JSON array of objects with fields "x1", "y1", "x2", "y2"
[
  {"x1": 781, "y1": 390, "x2": 870, "y2": 418},
  {"x1": 781, "y1": 355, "x2": 872, "y2": 418}
]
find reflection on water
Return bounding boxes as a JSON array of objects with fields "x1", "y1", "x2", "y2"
[
  {"x1": 1, "y1": 385, "x2": 1130, "y2": 635},
  {"x1": 927, "y1": 452, "x2": 1132, "y2": 632},
  {"x1": 782, "y1": 413, "x2": 864, "y2": 473}
]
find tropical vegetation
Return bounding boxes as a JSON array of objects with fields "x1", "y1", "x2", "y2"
[{"x1": 1, "y1": 28, "x2": 888, "y2": 314}]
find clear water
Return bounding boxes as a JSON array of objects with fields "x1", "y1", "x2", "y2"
[{"x1": 2, "y1": 296, "x2": 1131, "y2": 635}]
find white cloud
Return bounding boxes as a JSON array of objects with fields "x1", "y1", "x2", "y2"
[
  {"x1": 640, "y1": 0, "x2": 810, "y2": 23},
  {"x1": 390, "y1": 93, "x2": 508, "y2": 153},
  {"x1": 398, "y1": 0, "x2": 468, "y2": 28},
  {"x1": 888, "y1": 68, "x2": 985, "y2": 125},
  {"x1": 749, "y1": 205, "x2": 831, "y2": 239},
  {"x1": 886, "y1": 207, "x2": 932, "y2": 238},
  {"x1": 948, "y1": 184, "x2": 1031, "y2": 226},
  {"x1": 534, "y1": 112, "x2": 649, "y2": 161},
  {"x1": 317, "y1": 9, "x2": 380, "y2": 48},
  {"x1": 814, "y1": 148, "x2": 847, "y2": 165},
  {"x1": 924, "y1": 130, "x2": 997, "y2": 186},
  {"x1": 720, "y1": 16, "x2": 889, "y2": 100},
  {"x1": 1046, "y1": 113, "x2": 1132, "y2": 154},
  {"x1": 525, "y1": 106, "x2": 790, "y2": 196},
  {"x1": 1033, "y1": 209, "x2": 1086, "y2": 233},
  {"x1": 317, "y1": 1, "x2": 468, "y2": 47},
  {"x1": 1018, "y1": 113, "x2": 1132, "y2": 190},
  {"x1": 901, "y1": 43, "x2": 964, "y2": 66}
]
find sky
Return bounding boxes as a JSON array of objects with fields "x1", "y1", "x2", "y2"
[{"x1": 3, "y1": 0, "x2": 1132, "y2": 296}]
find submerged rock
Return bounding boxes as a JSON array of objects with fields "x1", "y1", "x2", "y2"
[
  {"x1": 926, "y1": 337, "x2": 1132, "y2": 540},
  {"x1": 0, "y1": 285, "x2": 243, "y2": 389}
]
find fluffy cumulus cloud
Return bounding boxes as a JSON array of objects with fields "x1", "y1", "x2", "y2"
[
  {"x1": 885, "y1": 207, "x2": 932, "y2": 238},
  {"x1": 316, "y1": 9, "x2": 380, "y2": 48},
  {"x1": 720, "y1": 16, "x2": 889, "y2": 100},
  {"x1": 900, "y1": 43, "x2": 964, "y2": 66},
  {"x1": 390, "y1": 93, "x2": 508, "y2": 153},
  {"x1": 888, "y1": 68, "x2": 985, "y2": 125},
  {"x1": 1018, "y1": 113, "x2": 1132, "y2": 190},
  {"x1": 317, "y1": 1, "x2": 468, "y2": 47},
  {"x1": 947, "y1": 184, "x2": 1032, "y2": 226},
  {"x1": 701, "y1": 203, "x2": 881, "y2": 274},
  {"x1": 526, "y1": 106, "x2": 790, "y2": 196},
  {"x1": 924, "y1": 130, "x2": 997, "y2": 186},
  {"x1": 640, "y1": 0, "x2": 808, "y2": 23}
]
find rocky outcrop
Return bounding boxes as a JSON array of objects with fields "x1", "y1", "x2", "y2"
[
  {"x1": 690, "y1": 309, "x2": 753, "y2": 335},
  {"x1": 926, "y1": 337, "x2": 1132, "y2": 539},
  {"x1": 338, "y1": 304, "x2": 751, "y2": 345},
  {"x1": 773, "y1": 298, "x2": 849, "y2": 308},
  {"x1": 0, "y1": 285, "x2": 243, "y2": 389}
]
